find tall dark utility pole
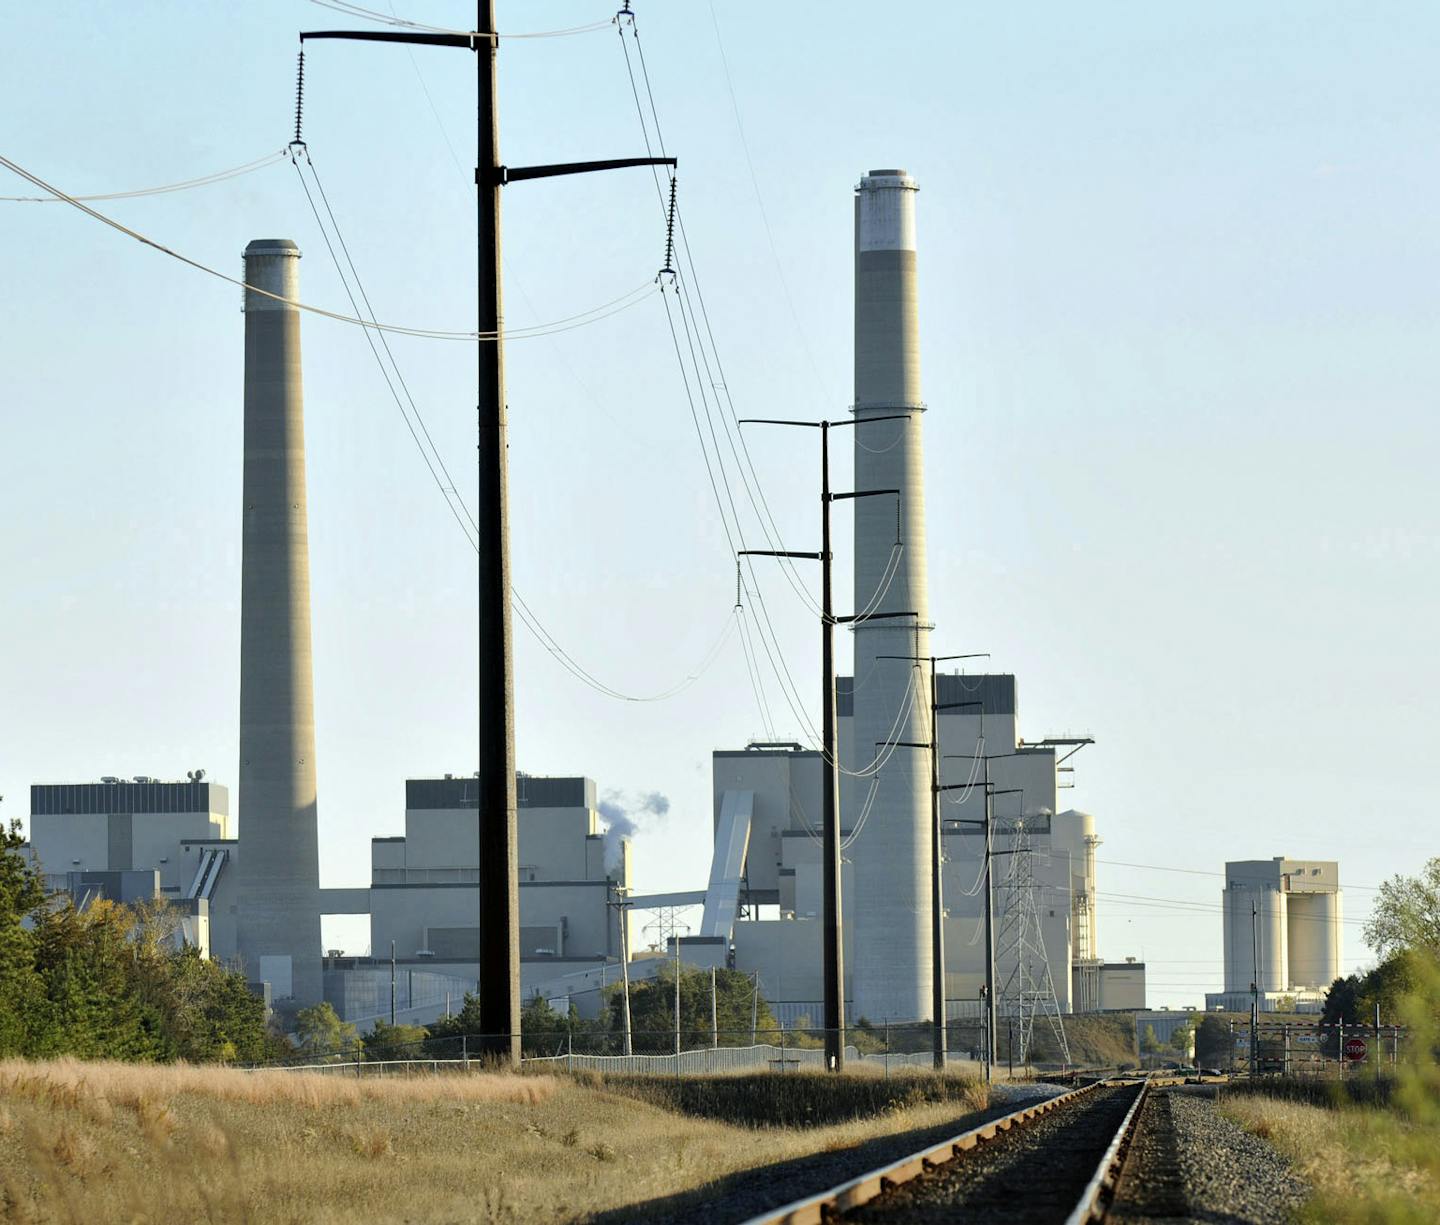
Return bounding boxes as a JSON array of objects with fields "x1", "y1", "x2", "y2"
[
  {"x1": 941, "y1": 761, "x2": 1023, "y2": 1084},
  {"x1": 739, "y1": 415, "x2": 912, "y2": 1073},
  {"x1": 301, "y1": 4, "x2": 674, "y2": 1066},
  {"x1": 1250, "y1": 899, "x2": 1259, "y2": 1078},
  {"x1": 878, "y1": 653, "x2": 987, "y2": 1070}
]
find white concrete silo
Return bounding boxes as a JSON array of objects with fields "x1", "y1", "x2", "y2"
[
  {"x1": 1223, "y1": 863, "x2": 1288, "y2": 994},
  {"x1": 1287, "y1": 890, "x2": 1343, "y2": 990},
  {"x1": 850, "y1": 170, "x2": 934, "y2": 1023}
]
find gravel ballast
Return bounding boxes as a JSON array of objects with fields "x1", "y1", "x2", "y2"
[{"x1": 1110, "y1": 1087, "x2": 1310, "y2": 1224}]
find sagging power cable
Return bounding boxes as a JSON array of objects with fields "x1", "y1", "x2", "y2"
[
  {"x1": 616, "y1": 13, "x2": 825, "y2": 751},
  {"x1": 0, "y1": 150, "x2": 656, "y2": 341},
  {"x1": 0, "y1": 149, "x2": 288, "y2": 203},
  {"x1": 620, "y1": 9, "x2": 926, "y2": 778},
  {"x1": 288, "y1": 144, "x2": 734, "y2": 704},
  {"x1": 308, "y1": 0, "x2": 612, "y2": 38}
]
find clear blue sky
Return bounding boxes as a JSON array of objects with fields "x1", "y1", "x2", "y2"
[{"x1": 2, "y1": 2, "x2": 1435, "y2": 1007}]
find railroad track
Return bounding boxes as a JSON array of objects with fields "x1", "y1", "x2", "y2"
[{"x1": 742, "y1": 1078, "x2": 1151, "y2": 1225}]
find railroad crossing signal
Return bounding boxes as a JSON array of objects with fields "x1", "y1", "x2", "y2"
[{"x1": 1343, "y1": 1036, "x2": 1368, "y2": 1062}]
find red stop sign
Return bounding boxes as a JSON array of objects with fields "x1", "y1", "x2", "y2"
[{"x1": 1344, "y1": 1037, "x2": 1368, "y2": 1061}]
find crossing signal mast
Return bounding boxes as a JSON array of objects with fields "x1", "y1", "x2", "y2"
[{"x1": 299, "y1": 2, "x2": 674, "y2": 1067}]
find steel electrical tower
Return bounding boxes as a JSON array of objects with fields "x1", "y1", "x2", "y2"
[{"x1": 994, "y1": 815, "x2": 1071, "y2": 1069}]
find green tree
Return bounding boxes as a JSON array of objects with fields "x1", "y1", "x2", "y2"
[
  {"x1": 1140, "y1": 1023, "x2": 1160, "y2": 1054},
  {"x1": 0, "y1": 829, "x2": 281, "y2": 1063},
  {"x1": 1194, "y1": 1015, "x2": 1232, "y2": 1067},
  {"x1": 427, "y1": 991, "x2": 485, "y2": 1040},
  {"x1": 294, "y1": 1001, "x2": 360, "y2": 1060},
  {"x1": 32, "y1": 899, "x2": 170, "y2": 1060},
  {"x1": 1364, "y1": 858, "x2": 1440, "y2": 957},
  {"x1": 519, "y1": 994, "x2": 571, "y2": 1056},
  {"x1": 608, "y1": 965, "x2": 776, "y2": 1053},
  {"x1": 362, "y1": 1020, "x2": 430, "y2": 1060},
  {"x1": 1169, "y1": 1020, "x2": 1195, "y2": 1056},
  {"x1": 0, "y1": 820, "x2": 48, "y2": 1056}
]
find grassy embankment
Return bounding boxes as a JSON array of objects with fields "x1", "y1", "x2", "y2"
[
  {"x1": 1220, "y1": 1078, "x2": 1440, "y2": 1223},
  {"x1": 0, "y1": 1059, "x2": 986, "y2": 1223}
]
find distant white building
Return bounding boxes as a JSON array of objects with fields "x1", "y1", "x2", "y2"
[{"x1": 1205, "y1": 857, "x2": 1342, "y2": 1014}]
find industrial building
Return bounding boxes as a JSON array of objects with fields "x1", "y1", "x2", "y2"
[
  {"x1": 710, "y1": 672, "x2": 1146, "y2": 1023},
  {"x1": 700, "y1": 171, "x2": 1145, "y2": 1023},
  {"x1": 21, "y1": 177, "x2": 1154, "y2": 1032},
  {"x1": 1205, "y1": 857, "x2": 1342, "y2": 1013},
  {"x1": 25, "y1": 777, "x2": 225, "y2": 953}
]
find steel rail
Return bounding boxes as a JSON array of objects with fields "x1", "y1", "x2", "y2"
[
  {"x1": 1062, "y1": 1077, "x2": 1151, "y2": 1224},
  {"x1": 740, "y1": 1080, "x2": 1108, "y2": 1225}
]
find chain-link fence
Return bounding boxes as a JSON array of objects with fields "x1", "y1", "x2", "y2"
[{"x1": 249, "y1": 1020, "x2": 1005, "y2": 1078}]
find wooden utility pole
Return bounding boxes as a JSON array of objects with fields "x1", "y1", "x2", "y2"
[
  {"x1": 739, "y1": 414, "x2": 911, "y2": 1072},
  {"x1": 611, "y1": 898, "x2": 634, "y2": 1056},
  {"x1": 299, "y1": 5, "x2": 673, "y2": 1067},
  {"x1": 472, "y1": 0, "x2": 520, "y2": 1070}
]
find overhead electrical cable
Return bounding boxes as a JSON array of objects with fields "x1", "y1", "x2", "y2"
[
  {"x1": 0, "y1": 148, "x2": 288, "y2": 202},
  {"x1": 0, "y1": 150, "x2": 654, "y2": 341},
  {"x1": 293, "y1": 148, "x2": 473, "y2": 532},
  {"x1": 1097, "y1": 859, "x2": 1384, "y2": 892},
  {"x1": 704, "y1": 0, "x2": 834, "y2": 402},
  {"x1": 619, "y1": 8, "x2": 925, "y2": 778},
  {"x1": 734, "y1": 601, "x2": 777, "y2": 741},
  {"x1": 308, "y1": 0, "x2": 611, "y2": 38},
  {"x1": 848, "y1": 542, "x2": 904, "y2": 624},
  {"x1": 620, "y1": 16, "x2": 823, "y2": 619},
  {"x1": 617, "y1": 14, "x2": 825, "y2": 751},
  {"x1": 288, "y1": 145, "x2": 734, "y2": 704},
  {"x1": 840, "y1": 775, "x2": 883, "y2": 850}
]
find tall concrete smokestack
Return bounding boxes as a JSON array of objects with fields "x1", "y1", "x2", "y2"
[
  {"x1": 235, "y1": 239, "x2": 322, "y2": 1007},
  {"x1": 851, "y1": 171, "x2": 933, "y2": 1023}
]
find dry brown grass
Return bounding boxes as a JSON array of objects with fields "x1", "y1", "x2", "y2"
[
  {"x1": 1221, "y1": 1092, "x2": 1438, "y2": 1222},
  {"x1": 0, "y1": 1059, "x2": 989, "y2": 1224}
]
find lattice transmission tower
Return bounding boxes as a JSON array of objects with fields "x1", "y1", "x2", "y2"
[{"x1": 994, "y1": 815, "x2": 1071, "y2": 1067}]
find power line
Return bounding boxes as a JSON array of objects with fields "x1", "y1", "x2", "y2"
[
  {"x1": 0, "y1": 148, "x2": 287, "y2": 202},
  {"x1": 1095, "y1": 890, "x2": 1370, "y2": 927},
  {"x1": 0, "y1": 150, "x2": 655, "y2": 341},
  {"x1": 1098, "y1": 857, "x2": 1384, "y2": 892},
  {"x1": 705, "y1": 0, "x2": 833, "y2": 403},
  {"x1": 623, "y1": 16, "x2": 825, "y2": 619},
  {"x1": 289, "y1": 147, "x2": 735, "y2": 705},
  {"x1": 307, "y1": 1, "x2": 612, "y2": 39},
  {"x1": 616, "y1": 14, "x2": 821, "y2": 747}
]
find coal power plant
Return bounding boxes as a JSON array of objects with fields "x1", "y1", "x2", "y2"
[{"x1": 22, "y1": 174, "x2": 1181, "y2": 1033}]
